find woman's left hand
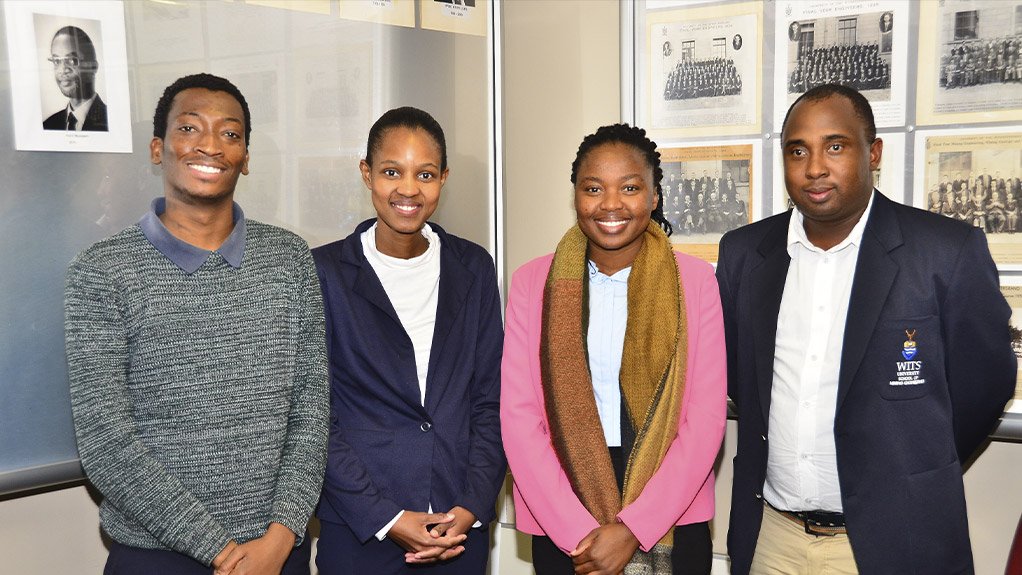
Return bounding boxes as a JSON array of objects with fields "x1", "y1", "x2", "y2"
[{"x1": 569, "y1": 522, "x2": 640, "y2": 575}]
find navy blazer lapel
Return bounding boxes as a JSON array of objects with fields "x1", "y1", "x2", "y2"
[
  {"x1": 424, "y1": 227, "x2": 473, "y2": 414},
  {"x1": 347, "y1": 249, "x2": 404, "y2": 328},
  {"x1": 750, "y1": 217, "x2": 791, "y2": 426},
  {"x1": 341, "y1": 222, "x2": 426, "y2": 413},
  {"x1": 837, "y1": 194, "x2": 901, "y2": 412}
]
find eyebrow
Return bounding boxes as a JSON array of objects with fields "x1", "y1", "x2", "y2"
[
  {"x1": 378, "y1": 159, "x2": 440, "y2": 170},
  {"x1": 177, "y1": 111, "x2": 243, "y2": 125},
  {"x1": 579, "y1": 173, "x2": 644, "y2": 183},
  {"x1": 783, "y1": 134, "x2": 851, "y2": 147}
]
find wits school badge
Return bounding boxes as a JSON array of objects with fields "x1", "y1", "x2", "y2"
[
  {"x1": 902, "y1": 329, "x2": 917, "y2": 360},
  {"x1": 891, "y1": 329, "x2": 925, "y2": 387}
]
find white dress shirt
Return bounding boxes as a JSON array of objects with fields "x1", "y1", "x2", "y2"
[
  {"x1": 764, "y1": 192, "x2": 875, "y2": 513},
  {"x1": 586, "y1": 261, "x2": 631, "y2": 447}
]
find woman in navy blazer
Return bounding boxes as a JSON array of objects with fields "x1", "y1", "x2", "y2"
[{"x1": 312, "y1": 107, "x2": 505, "y2": 574}]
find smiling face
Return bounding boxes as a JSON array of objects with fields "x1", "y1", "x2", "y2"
[
  {"x1": 574, "y1": 142, "x2": 657, "y2": 275},
  {"x1": 782, "y1": 94, "x2": 882, "y2": 249},
  {"x1": 361, "y1": 126, "x2": 447, "y2": 257},
  {"x1": 150, "y1": 88, "x2": 249, "y2": 205}
]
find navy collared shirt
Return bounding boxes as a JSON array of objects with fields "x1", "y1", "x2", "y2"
[{"x1": 138, "y1": 197, "x2": 246, "y2": 274}]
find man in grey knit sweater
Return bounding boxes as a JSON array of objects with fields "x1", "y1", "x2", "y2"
[{"x1": 64, "y1": 74, "x2": 328, "y2": 575}]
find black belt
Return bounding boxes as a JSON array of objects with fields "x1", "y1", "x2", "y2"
[{"x1": 767, "y1": 501, "x2": 847, "y2": 536}]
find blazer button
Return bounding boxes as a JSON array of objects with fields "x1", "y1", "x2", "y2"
[
  {"x1": 420, "y1": 422, "x2": 432, "y2": 432},
  {"x1": 755, "y1": 493, "x2": 763, "y2": 500}
]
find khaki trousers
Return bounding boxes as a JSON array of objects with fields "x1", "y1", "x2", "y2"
[{"x1": 749, "y1": 503, "x2": 858, "y2": 575}]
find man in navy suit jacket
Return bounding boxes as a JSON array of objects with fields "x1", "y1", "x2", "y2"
[
  {"x1": 312, "y1": 218, "x2": 505, "y2": 573},
  {"x1": 717, "y1": 84, "x2": 1015, "y2": 574}
]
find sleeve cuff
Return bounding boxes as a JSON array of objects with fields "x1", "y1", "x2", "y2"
[{"x1": 376, "y1": 510, "x2": 404, "y2": 541}]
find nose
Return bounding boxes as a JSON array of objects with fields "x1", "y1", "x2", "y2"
[
  {"x1": 194, "y1": 130, "x2": 222, "y2": 157},
  {"x1": 600, "y1": 189, "x2": 624, "y2": 210},
  {"x1": 395, "y1": 173, "x2": 418, "y2": 197},
  {"x1": 805, "y1": 151, "x2": 828, "y2": 180}
]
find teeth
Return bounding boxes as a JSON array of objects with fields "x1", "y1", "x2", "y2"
[
  {"x1": 393, "y1": 204, "x2": 418, "y2": 213},
  {"x1": 190, "y1": 164, "x2": 223, "y2": 174},
  {"x1": 599, "y1": 220, "x2": 627, "y2": 228}
]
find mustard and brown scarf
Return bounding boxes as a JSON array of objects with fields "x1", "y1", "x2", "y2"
[{"x1": 540, "y1": 222, "x2": 688, "y2": 573}]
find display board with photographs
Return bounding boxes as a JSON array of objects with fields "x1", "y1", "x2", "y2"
[{"x1": 631, "y1": 1, "x2": 1022, "y2": 233}]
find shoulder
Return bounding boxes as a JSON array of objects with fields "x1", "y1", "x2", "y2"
[
  {"x1": 69, "y1": 226, "x2": 147, "y2": 271},
  {"x1": 311, "y1": 236, "x2": 347, "y2": 269},
  {"x1": 244, "y1": 221, "x2": 315, "y2": 273},
  {"x1": 673, "y1": 250, "x2": 714, "y2": 280},
  {"x1": 877, "y1": 195, "x2": 977, "y2": 252},
  {"x1": 246, "y1": 220, "x2": 310, "y2": 253},
  {"x1": 434, "y1": 225, "x2": 495, "y2": 270},
  {"x1": 718, "y1": 211, "x2": 789, "y2": 262},
  {"x1": 511, "y1": 253, "x2": 554, "y2": 285},
  {"x1": 43, "y1": 109, "x2": 65, "y2": 128}
]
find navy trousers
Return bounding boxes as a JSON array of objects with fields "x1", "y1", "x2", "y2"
[
  {"x1": 316, "y1": 519, "x2": 490, "y2": 574},
  {"x1": 104, "y1": 536, "x2": 311, "y2": 575}
]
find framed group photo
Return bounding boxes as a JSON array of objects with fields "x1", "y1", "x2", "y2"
[
  {"x1": 641, "y1": 1, "x2": 763, "y2": 139},
  {"x1": 913, "y1": 127, "x2": 1022, "y2": 269},
  {"x1": 772, "y1": 0, "x2": 909, "y2": 129},
  {"x1": 659, "y1": 140, "x2": 762, "y2": 263},
  {"x1": 917, "y1": 0, "x2": 1022, "y2": 126}
]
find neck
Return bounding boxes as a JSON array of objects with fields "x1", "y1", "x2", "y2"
[
  {"x1": 802, "y1": 207, "x2": 867, "y2": 251},
  {"x1": 159, "y1": 195, "x2": 236, "y2": 251},
  {"x1": 588, "y1": 237, "x2": 643, "y2": 277},
  {"x1": 375, "y1": 224, "x2": 428, "y2": 259}
]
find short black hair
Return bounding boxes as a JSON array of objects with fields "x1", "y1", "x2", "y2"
[
  {"x1": 782, "y1": 83, "x2": 876, "y2": 142},
  {"x1": 51, "y1": 26, "x2": 97, "y2": 63},
  {"x1": 365, "y1": 107, "x2": 447, "y2": 171},
  {"x1": 152, "y1": 73, "x2": 251, "y2": 148},
  {"x1": 570, "y1": 123, "x2": 673, "y2": 236}
]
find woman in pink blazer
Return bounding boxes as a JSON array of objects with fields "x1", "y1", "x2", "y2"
[{"x1": 501, "y1": 124, "x2": 727, "y2": 575}]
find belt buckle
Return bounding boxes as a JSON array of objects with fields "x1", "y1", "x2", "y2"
[{"x1": 802, "y1": 515, "x2": 842, "y2": 537}]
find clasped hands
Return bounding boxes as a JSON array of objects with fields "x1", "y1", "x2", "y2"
[
  {"x1": 389, "y1": 505, "x2": 476, "y2": 564},
  {"x1": 568, "y1": 521, "x2": 641, "y2": 575},
  {"x1": 211, "y1": 522, "x2": 295, "y2": 575}
]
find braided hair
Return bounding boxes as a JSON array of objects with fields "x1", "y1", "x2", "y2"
[{"x1": 570, "y1": 123, "x2": 673, "y2": 236}]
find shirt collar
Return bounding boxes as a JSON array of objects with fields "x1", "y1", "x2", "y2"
[
  {"x1": 68, "y1": 94, "x2": 97, "y2": 126},
  {"x1": 138, "y1": 197, "x2": 246, "y2": 273},
  {"x1": 587, "y1": 260, "x2": 631, "y2": 284},
  {"x1": 787, "y1": 189, "x2": 875, "y2": 255}
]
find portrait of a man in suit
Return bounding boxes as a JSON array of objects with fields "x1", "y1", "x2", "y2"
[
  {"x1": 880, "y1": 11, "x2": 893, "y2": 33},
  {"x1": 42, "y1": 26, "x2": 108, "y2": 132},
  {"x1": 788, "y1": 21, "x2": 800, "y2": 42}
]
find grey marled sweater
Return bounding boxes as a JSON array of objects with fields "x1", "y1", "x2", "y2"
[{"x1": 64, "y1": 221, "x2": 328, "y2": 565}]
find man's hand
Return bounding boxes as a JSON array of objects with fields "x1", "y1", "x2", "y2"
[
  {"x1": 569, "y1": 522, "x2": 640, "y2": 575},
  {"x1": 403, "y1": 506, "x2": 476, "y2": 563},
  {"x1": 388, "y1": 511, "x2": 467, "y2": 564},
  {"x1": 213, "y1": 522, "x2": 295, "y2": 575},
  {"x1": 212, "y1": 540, "x2": 239, "y2": 573}
]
